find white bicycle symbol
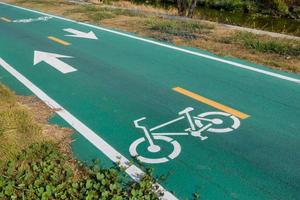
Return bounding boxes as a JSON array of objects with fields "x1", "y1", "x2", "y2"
[{"x1": 129, "y1": 107, "x2": 240, "y2": 164}]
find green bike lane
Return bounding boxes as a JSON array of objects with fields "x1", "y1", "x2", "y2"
[{"x1": 1, "y1": 2, "x2": 300, "y2": 199}]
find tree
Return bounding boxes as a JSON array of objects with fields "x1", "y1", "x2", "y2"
[{"x1": 177, "y1": 0, "x2": 198, "y2": 18}]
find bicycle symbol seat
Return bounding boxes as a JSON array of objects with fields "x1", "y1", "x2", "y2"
[{"x1": 129, "y1": 107, "x2": 240, "y2": 164}]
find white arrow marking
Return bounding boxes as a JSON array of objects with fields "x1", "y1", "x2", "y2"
[
  {"x1": 63, "y1": 28, "x2": 98, "y2": 40},
  {"x1": 34, "y1": 51, "x2": 77, "y2": 74}
]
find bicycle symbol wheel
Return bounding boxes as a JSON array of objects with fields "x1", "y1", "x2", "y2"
[
  {"x1": 195, "y1": 111, "x2": 240, "y2": 133},
  {"x1": 129, "y1": 136, "x2": 181, "y2": 164}
]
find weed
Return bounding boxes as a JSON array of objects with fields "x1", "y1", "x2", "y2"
[
  {"x1": 145, "y1": 17, "x2": 213, "y2": 41},
  {"x1": 15, "y1": 0, "x2": 71, "y2": 6},
  {"x1": 148, "y1": 33, "x2": 174, "y2": 42},
  {"x1": 0, "y1": 85, "x2": 43, "y2": 164},
  {"x1": 66, "y1": 5, "x2": 116, "y2": 21},
  {"x1": 222, "y1": 32, "x2": 300, "y2": 56},
  {"x1": 193, "y1": 192, "x2": 201, "y2": 200},
  {"x1": 0, "y1": 84, "x2": 16, "y2": 105},
  {"x1": 66, "y1": 5, "x2": 141, "y2": 22},
  {"x1": 0, "y1": 142, "x2": 160, "y2": 199},
  {"x1": 90, "y1": 11, "x2": 116, "y2": 21}
]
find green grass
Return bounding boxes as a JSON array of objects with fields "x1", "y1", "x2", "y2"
[
  {"x1": 0, "y1": 84, "x2": 16, "y2": 105},
  {"x1": 65, "y1": 5, "x2": 115, "y2": 21},
  {"x1": 66, "y1": 5, "x2": 141, "y2": 22},
  {"x1": 0, "y1": 143, "x2": 160, "y2": 199},
  {"x1": 224, "y1": 32, "x2": 300, "y2": 56},
  {"x1": 145, "y1": 17, "x2": 214, "y2": 41},
  {"x1": 15, "y1": 0, "x2": 72, "y2": 6},
  {"x1": 0, "y1": 84, "x2": 42, "y2": 165}
]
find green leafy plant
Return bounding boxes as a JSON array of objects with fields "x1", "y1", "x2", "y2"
[{"x1": 0, "y1": 143, "x2": 161, "y2": 199}]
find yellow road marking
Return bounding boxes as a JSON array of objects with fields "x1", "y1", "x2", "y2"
[
  {"x1": 0, "y1": 17, "x2": 11, "y2": 22},
  {"x1": 173, "y1": 87, "x2": 250, "y2": 119},
  {"x1": 48, "y1": 36, "x2": 71, "y2": 46}
]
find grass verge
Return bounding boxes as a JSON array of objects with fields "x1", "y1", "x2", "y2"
[
  {"x1": 65, "y1": 4, "x2": 142, "y2": 22},
  {"x1": 223, "y1": 32, "x2": 300, "y2": 57},
  {"x1": 145, "y1": 17, "x2": 214, "y2": 42},
  {"x1": 0, "y1": 143, "x2": 159, "y2": 199},
  {"x1": 0, "y1": 84, "x2": 43, "y2": 164},
  {"x1": 0, "y1": 84, "x2": 161, "y2": 199}
]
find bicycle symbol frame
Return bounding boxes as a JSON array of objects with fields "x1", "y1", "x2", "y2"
[{"x1": 129, "y1": 107, "x2": 241, "y2": 164}]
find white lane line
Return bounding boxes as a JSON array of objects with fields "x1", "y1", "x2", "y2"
[
  {"x1": 0, "y1": 57, "x2": 177, "y2": 200},
  {"x1": 1, "y1": 2, "x2": 299, "y2": 84}
]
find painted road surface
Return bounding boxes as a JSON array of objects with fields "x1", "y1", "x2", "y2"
[{"x1": 1, "y1": 2, "x2": 300, "y2": 199}]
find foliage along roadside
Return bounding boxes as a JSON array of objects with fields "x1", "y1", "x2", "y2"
[
  {"x1": 131, "y1": 0, "x2": 300, "y2": 19},
  {"x1": 224, "y1": 32, "x2": 300, "y2": 57},
  {"x1": 0, "y1": 142, "x2": 161, "y2": 200},
  {"x1": 0, "y1": 84, "x2": 43, "y2": 165}
]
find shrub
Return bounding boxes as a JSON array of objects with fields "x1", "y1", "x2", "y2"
[
  {"x1": 273, "y1": 0, "x2": 289, "y2": 14},
  {"x1": 198, "y1": 0, "x2": 246, "y2": 12}
]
